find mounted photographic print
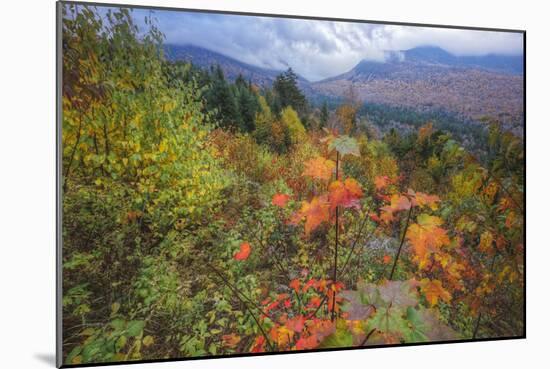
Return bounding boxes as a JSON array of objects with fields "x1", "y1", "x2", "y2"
[{"x1": 57, "y1": 1, "x2": 525, "y2": 367}]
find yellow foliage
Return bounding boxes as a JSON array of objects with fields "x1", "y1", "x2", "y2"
[{"x1": 281, "y1": 106, "x2": 305, "y2": 144}]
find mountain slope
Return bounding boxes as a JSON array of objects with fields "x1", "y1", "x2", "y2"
[
  {"x1": 164, "y1": 44, "x2": 281, "y2": 86},
  {"x1": 403, "y1": 46, "x2": 523, "y2": 75},
  {"x1": 164, "y1": 44, "x2": 312, "y2": 94},
  {"x1": 313, "y1": 47, "x2": 524, "y2": 123},
  {"x1": 164, "y1": 44, "x2": 523, "y2": 124}
]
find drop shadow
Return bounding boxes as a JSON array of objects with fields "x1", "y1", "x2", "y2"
[{"x1": 34, "y1": 353, "x2": 56, "y2": 367}]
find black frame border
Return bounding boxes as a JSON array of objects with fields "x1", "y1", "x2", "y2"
[{"x1": 56, "y1": 1, "x2": 527, "y2": 368}]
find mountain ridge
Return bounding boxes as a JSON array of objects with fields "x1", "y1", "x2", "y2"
[
  {"x1": 164, "y1": 44, "x2": 524, "y2": 124},
  {"x1": 319, "y1": 46, "x2": 523, "y2": 84}
]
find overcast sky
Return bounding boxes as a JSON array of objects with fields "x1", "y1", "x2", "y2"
[{"x1": 122, "y1": 7, "x2": 523, "y2": 81}]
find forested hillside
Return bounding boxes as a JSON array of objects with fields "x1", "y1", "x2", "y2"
[
  {"x1": 164, "y1": 44, "x2": 524, "y2": 136},
  {"x1": 313, "y1": 56, "x2": 524, "y2": 129},
  {"x1": 61, "y1": 5, "x2": 525, "y2": 365}
]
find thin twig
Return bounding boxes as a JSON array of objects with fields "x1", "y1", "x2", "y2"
[
  {"x1": 338, "y1": 212, "x2": 374, "y2": 278},
  {"x1": 207, "y1": 263, "x2": 275, "y2": 351},
  {"x1": 360, "y1": 328, "x2": 377, "y2": 346},
  {"x1": 305, "y1": 295, "x2": 328, "y2": 320},
  {"x1": 63, "y1": 112, "x2": 83, "y2": 192},
  {"x1": 389, "y1": 206, "x2": 413, "y2": 280}
]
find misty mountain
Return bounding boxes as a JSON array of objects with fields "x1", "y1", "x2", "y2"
[
  {"x1": 163, "y1": 44, "x2": 312, "y2": 92},
  {"x1": 403, "y1": 46, "x2": 523, "y2": 74},
  {"x1": 164, "y1": 44, "x2": 523, "y2": 124},
  {"x1": 313, "y1": 47, "x2": 524, "y2": 124},
  {"x1": 321, "y1": 46, "x2": 523, "y2": 83}
]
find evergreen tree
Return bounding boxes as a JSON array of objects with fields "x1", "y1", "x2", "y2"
[
  {"x1": 320, "y1": 101, "x2": 329, "y2": 128},
  {"x1": 235, "y1": 74, "x2": 259, "y2": 132},
  {"x1": 238, "y1": 89, "x2": 259, "y2": 132},
  {"x1": 205, "y1": 66, "x2": 241, "y2": 129},
  {"x1": 273, "y1": 68, "x2": 307, "y2": 116}
]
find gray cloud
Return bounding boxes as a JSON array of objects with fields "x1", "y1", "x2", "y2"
[{"x1": 128, "y1": 7, "x2": 523, "y2": 81}]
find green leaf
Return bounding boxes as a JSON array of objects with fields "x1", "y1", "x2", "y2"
[
  {"x1": 340, "y1": 290, "x2": 375, "y2": 320},
  {"x1": 110, "y1": 319, "x2": 126, "y2": 332},
  {"x1": 66, "y1": 345, "x2": 82, "y2": 364},
  {"x1": 404, "y1": 307, "x2": 458, "y2": 343},
  {"x1": 115, "y1": 335, "x2": 127, "y2": 351},
  {"x1": 369, "y1": 307, "x2": 410, "y2": 336},
  {"x1": 126, "y1": 320, "x2": 145, "y2": 337},
  {"x1": 208, "y1": 343, "x2": 217, "y2": 355},
  {"x1": 81, "y1": 337, "x2": 105, "y2": 362},
  {"x1": 405, "y1": 307, "x2": 430, "y2": 342},
  {"x1": 329, "y1": 135, "x2": 360, "y2": 157},
  {"x1": 319, "y1": 320, "x2": 353, "y2": 348},
  {"x1": 356, "y1": 281, "x2": 383, "y2": 306}
]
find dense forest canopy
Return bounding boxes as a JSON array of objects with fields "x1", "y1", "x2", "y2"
[{"x1": 61, "y1": 5, "x2": 524, "y2": 365}]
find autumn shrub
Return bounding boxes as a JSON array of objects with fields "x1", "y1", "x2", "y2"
[
  {"x1": 62, "y1": 6, "x2": 231, "y2": 363},
  {"x1": 343, "y1": 135, "x2": 399, "y2": 192}
]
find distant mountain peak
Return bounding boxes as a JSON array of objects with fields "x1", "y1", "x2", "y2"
[
  {"x1": 348, "y1": 46, "x2": 523, "y2": 78},
  {"x1": 406, "y1": 45, "x2": 450, "y2": 54}
]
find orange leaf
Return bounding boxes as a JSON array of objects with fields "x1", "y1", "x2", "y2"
[
  {"x1": 294, "y1": 196, "x2": 330, "y2": 236},
  {"x1": 374, "y1": 176, "x2": 390, "y2": 191},
  {"x1": 369, "y1": 212, "x2": 381, "y2": 223},
  {"x1": 382, "y1": 255, "x2": 392, "y2": 264},
  {"x1": 406, "y1": 214, "x2": 450, "y2": 262},
  {"x1": 389, "y1": 194, "x2": 411, "y2": 211},
  {"x1": 265, "y1": 300, "x2": 280, "y2": 312},
  {"x1": 409, "y1": 189, "x2": 440, "y2": 210},
  {"x1": 307, "y1": 295, "x2": 322, "y2": 309},
  {"x1": 302, "y1": 156, "x2": 336, "y2": 180},
  {"x1": 271, "y1": 325, "x2": 294, "y2": 348},
  {"x1": 380, "y1": 207, "x2": 395, "y2": 224},
  {"x1": 289, "y1": 279, "x2": 301, "y2": 293},
  {"x1": 233, "y1": 242, "x2": 251, "y2": 261},
  {"x1": 272, "y1": 193, "x2": 291, "y2": 208},
  {"x1": 222, "y1": 333, "x2": 241, "y2": 348},
  {"x1": 420, "y1": 278, "x2": 451, "y2": 306},
  {"x1": 250, "y1": 335, "x2": 266, "y2": 353},
  {"x1": 303, "y1": 279, "x2": 318, "y2": 293},
  {"x1": 295, "y1": 334, "x2": 318, "y2": 350},
  {"x1": 277, "y1": 293, "x2": 290, "y2": 301},
  {"x1": 328, "y1": 178, "x2": 363, "y2": 210},
  {"x1": 317, "y1": 279, "x2": 328, "y2": 292},
  {"x1": 379, "y1": 194, "x2": 411, "y2": 224},
  {"x1": 285, "y1": 315, "x2": 305, "y2": 333}
]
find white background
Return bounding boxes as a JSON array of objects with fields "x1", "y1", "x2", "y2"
[{"x1": 0, "y1": 0, "x2": 546, "y2": 368}]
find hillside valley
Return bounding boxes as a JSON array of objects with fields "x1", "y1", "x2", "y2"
[{"x1": 165, "y1": 44, "x2": 524, "y2": 135}]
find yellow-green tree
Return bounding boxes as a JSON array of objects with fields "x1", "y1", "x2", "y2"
[{"x1": 281, "y1": 106, "x2": 306, "y2": 145}]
